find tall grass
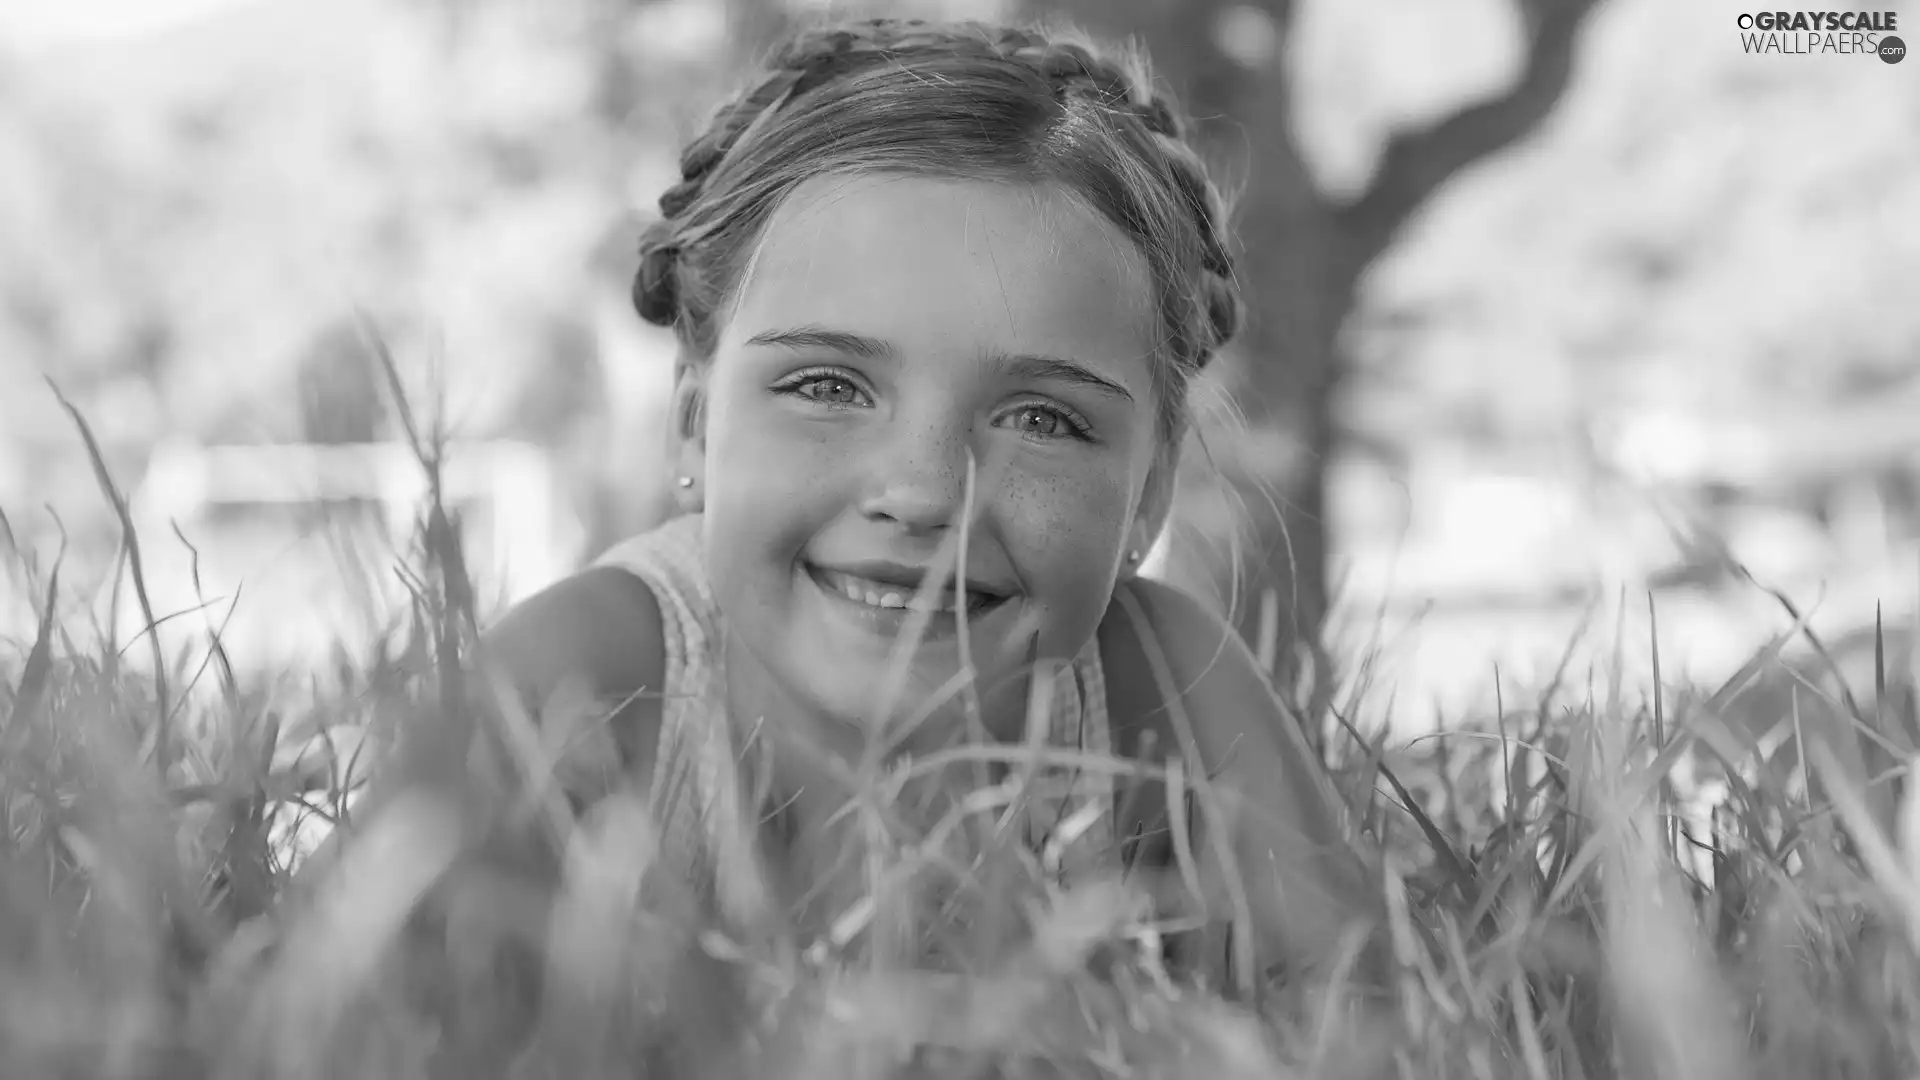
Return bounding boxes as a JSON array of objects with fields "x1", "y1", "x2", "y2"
[{"x1": 3, "y1": 382, "x2": 1918, "y2": 1078}]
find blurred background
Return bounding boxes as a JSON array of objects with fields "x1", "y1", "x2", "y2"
[{"x1": 1, "y1": 0, "x2": 1914, "y2": 733}]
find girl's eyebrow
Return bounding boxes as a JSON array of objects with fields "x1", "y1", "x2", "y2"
[
  {"x1": 745, "y1": 325, "x2": 892, "y2": 360},
  {"x1": 999, "y1": 353, "x2": 1134, "y2": 405},
  {"x1": 743, "y1": 325, "x2": 1135, "y2": 404}
]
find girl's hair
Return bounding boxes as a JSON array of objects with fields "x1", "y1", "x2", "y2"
[{"x1": 631, "y1": 16, "x2": 1243, "y2": 442}]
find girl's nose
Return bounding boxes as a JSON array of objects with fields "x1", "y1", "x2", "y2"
[{"x1": 857, "y1": 422, "x2": 971, "y2": 534}]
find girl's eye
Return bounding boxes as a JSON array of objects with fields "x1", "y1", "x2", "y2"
[
  {"x1": 997, "y1": 403, "x2": 1091, "y2": 441},
  {"x1": 801, "y1": 377, "x2": 864, "y2": 406},
  {"x1": 775, "y1": 370, "x2": 871, "y2": 408}
]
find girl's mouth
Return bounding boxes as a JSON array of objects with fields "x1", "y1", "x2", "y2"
[{"x1": 805, "y1": 564, "x2": 1011, "y2": 618}]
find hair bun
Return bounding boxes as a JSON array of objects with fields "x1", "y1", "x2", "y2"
[
  {"x1": 632, "y1": 241, "x2": 679, "y2": 327},
  {"x1": 1204, "y1": 274, "x2": 1242, "y2": 361}
]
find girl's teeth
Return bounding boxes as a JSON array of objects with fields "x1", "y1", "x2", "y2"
[{"x1": 821, "y1": 568, "x2": 980, "y2": 613}]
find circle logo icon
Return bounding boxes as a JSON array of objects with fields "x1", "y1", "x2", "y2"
[{"x1": 1881, "y1": 35, "x2": 1907, "y2": 64}]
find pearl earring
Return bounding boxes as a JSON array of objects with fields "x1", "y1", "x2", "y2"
[
  {"x1": 676, "y1": 476, "x2": 694, "y2": 489},
  {"x1": 1125, "y1": 550, "x2": 1141, "y2": 566}
]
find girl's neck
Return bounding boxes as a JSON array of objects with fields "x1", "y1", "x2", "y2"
[
  {"x1": 721, "y1": 633, "x2": 1001, "y2": 945},
  {"x1": 719, "y1": 630, "x2": 1036, "y2": 772}
]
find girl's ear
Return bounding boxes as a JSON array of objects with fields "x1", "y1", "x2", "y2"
[{"x1": 669, "y1": 360, "x2": 708, "y2": 513}]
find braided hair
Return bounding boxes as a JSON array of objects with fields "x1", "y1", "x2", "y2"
[{"x1": 633, "y1": 16, "x2": 1241, "y2": 441}]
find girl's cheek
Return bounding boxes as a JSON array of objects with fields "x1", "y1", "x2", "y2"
[
  {"x1": 1024, "y1": 461, "x2": 1131, "y2": 527},
  {"x1": 712, "y1": 395, "x2": 840, "y2": 485},
  {"x1": 1001, "y1": 467, "x2": 1133, "y2": 566}
]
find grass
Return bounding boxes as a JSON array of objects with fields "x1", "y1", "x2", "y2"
[{"x1": 3, "y1": 388, "x2": 1919, "y2": 1078}]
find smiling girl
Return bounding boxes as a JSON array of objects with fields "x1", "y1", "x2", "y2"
[{"x1": 480, "y1": 16, "x2": 1379, "y2": 993}]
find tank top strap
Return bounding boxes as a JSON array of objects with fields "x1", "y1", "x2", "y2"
[
  {"x1": 1023, "y1": 635, "x2": 1116, "y2": 880},
  {"x1": 590, "y1": 513, "x2": 777, "y2": 936}
]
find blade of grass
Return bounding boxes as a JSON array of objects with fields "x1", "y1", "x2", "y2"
[
  {"x1": 172, "y1": 522, "x2": 239, "y2": 708},
  {"x1": 7, "y1": 547, "x2": 61, "y2": 729},
  {"x1": 1648, "y1": 592, "x2": 1678, "y2": 862},
  {"x1": 48, "y1": 378, "x2": 170, "y2": 779},
  {"x1": 1338, "y1": 711, "x2": 1473, "y2": 904},
  {"x1": 1495, "y1": 665, "x2": 1516, "y2": 825},
  {"x1": 1806, "y1": 737, "x2": 1920, "y2": 950}
]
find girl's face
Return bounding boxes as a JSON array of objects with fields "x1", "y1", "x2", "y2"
[{"x1": 687, "y1": 173, "x2": 1165, "y2": 738}]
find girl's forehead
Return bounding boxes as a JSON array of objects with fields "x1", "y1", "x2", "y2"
[{"x1": 727, "y1": 174, "x2": 1158, "y2": 388}]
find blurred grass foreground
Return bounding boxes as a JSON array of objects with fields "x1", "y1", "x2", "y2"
[{"x1": 5, "y1": 385, "x2": 1920, "y2": 1080}]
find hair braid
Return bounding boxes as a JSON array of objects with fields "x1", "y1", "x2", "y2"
[
  {"x1": 635, "y1": 25, "x2": 909, "y2": 324},
  {"x1": 1004, "y1": 34, "x2": 1242, "y2": 357},
  {"x1": 635, "y1": 14, "x2": 1243, "y2": 398}
]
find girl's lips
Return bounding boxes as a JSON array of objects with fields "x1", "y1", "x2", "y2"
[
  {"x1": 803, "y1": 563, "x2": 1012, "y2": 640},
  {"x1": 807, "y1": 564, "x2": 1006, "y2": 615}
]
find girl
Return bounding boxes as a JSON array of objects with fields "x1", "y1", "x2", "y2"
[{"x1": 479, "y1": 15, "x2": 1379, "y2": 994}]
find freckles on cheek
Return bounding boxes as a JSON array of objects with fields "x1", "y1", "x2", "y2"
[{"x1": 1003, "y1": 471, "x2": 1133, "y2": 568}]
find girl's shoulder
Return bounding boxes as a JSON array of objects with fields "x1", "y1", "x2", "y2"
[
  {"x1": 300, "y1": 529, "x2": 682, "y2": 891},
  {"x1": 481, "y1": 563, "x2": 667, "y2": 712},
  {"x1": 1096, "y1": 575, "x2": 1332, "y2": 800},
  {"x1": 1097, "y1": 576, "x2": 1266, "y2": 759},
  {"x1": 476, "y1": 518, "x2": 705, "y2": 782},
  {"x1": 1097, "y1": 578, "x2": 1374, "y2": 984}
]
